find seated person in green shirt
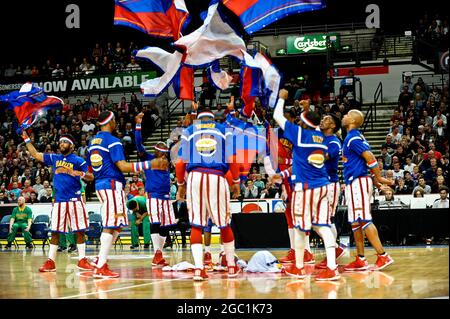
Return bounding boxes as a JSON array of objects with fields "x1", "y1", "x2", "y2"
[
  {"x1": 5, "y1": 196, "x2": 34, "y2": 249},
  {"x1": 126, "y1": 195, "x2": 151, "y2": 249}
]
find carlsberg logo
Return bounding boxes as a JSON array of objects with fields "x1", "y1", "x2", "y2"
[{"x1": 294, "y1": 36, "x2": 327, "y2": 53}]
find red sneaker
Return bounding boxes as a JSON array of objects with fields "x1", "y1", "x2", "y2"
[
  {"x1": 227, "y1": 265, "x2": 241, "y2": 278},
  {"x1": 343, "y1": 256, "x2": 369, "y2": 272},
  {"x1": 304, "y1": 250, "x2": 315, "y2": 264},
  {"x1": 193, "y1": 268, "x2": 208, "y2": 281},
  {"x1": 152, "y1": 250, "x2": 164, "y2": 266},
  {"x1": 93, "y1": 263, "x2": 120, "y2": 278},
  {"x1": 204, "y1": 252, "x2": 213, "y2": 266},
  {"x1": 315, "y1": 267, "x2": 340, "y2": 281},
  {"x1": 315, "y1": 258, "x2": 328, "y2": 269},
  {"x1": 279, "y1": 249, "x2": 295, "y2": 263},
  {"x1": 39, "y1": 259, "x2": 56, "y2": 272},
  {"x1": 77, "y1": 257, "x2": 95, "y2": 271},
  {"x1": 285, "y1": 266, "x2": 307, "y2": 279},
  {"x1": 374, "y1": 254, "x2": 394, "y2": 270},
  {"x1": 335, "y1": 246, "x2": 345, "y2": 260}
]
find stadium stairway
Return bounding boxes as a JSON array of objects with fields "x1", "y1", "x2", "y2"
[{"x1": 361, "y1": 102, "x2": 396, "y2": 157}]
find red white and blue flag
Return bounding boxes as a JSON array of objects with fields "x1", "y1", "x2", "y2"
[
  {"x1": 221, "y1": 0, "x2": 326, "y2": 34},
  {"x1": 0, "y1": 83, "x2": 63, "y2": 134},
  {"x1": 114, "y1": 0, "x2": 190, "y2": 40}
]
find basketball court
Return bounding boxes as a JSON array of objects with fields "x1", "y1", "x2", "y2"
[{"x1": 0, "y1": 245, "x2": 447, "y2": 299}]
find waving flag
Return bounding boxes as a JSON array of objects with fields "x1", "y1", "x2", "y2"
[
  {"x1": 114, "y1": 0, "x2": 190, "y2": 40},
  {"x1": 0, "y1": 83, "x2": 63, "y2": 134},
  {"x1": 221, "y1": 0, "x2": 326, "y2": 34},
  {"x1": 207, "y1": 60, "x2": 233, "y2": 90}
]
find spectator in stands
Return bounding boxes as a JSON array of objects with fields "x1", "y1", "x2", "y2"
[
  {"x1": 37, "y1": 180, "x2": 51, "y2": 201},
  {"x1": 0, "y1": 190, "x2": 10, "y2": 204},
  {"x1": 339, "y1": 70, "x2": 359, "y2": 98},
  {"x1": 403, "y1": 156, "x2": 416, "y2": 173},
  {"x1": 414, "y1": 77, "x2": 430, "y2": 98},
  {"x1": 320, "y1": 71, "x2": 335, "y2": 99},
  {"x1": 433, "y1": 109, "x2": 447, "y2": 129},
  {"x1": 380, "y1": 146, "x2": 392, "y2": 168},
  {"x1": 403, "y1": 171, "x2": 416, "y2": 192},
  {"x1": 413, "y1": 177, "x2": 432, "y2": 194},
  {"x1": 243, "y1": 180, "x2": 259, "y2": 199},
  {"x1": 253, "y1": 174, "x2": 265, "y2": 193},
  {"x1": 77, "y1": 139, "x2": 88, "y2": 159},
  {"x1": 394, "y1": 178, "x2": 410, "y2": 195},
  {"x1": 29, "y1": 192, "x2": 39, "y2": 204},
  {"x1": 39, "y1": 187, "x2": 53, "y2": 203},
  {"x1": 21, "y1": 179, "x2": 35, "y2": 202},
  {"x1": 390, "y1": 127, "x2": 402, "y2": 144},
  {"x1": 32, "y1": 176, "x2": 44, "y2": 195},
  {"x1": 8, "y1": 182, "x2": 22, "y2": 201},
  {"x1": 126, "y1": 57, "x2": 141, "y2": 72},
  {"x1": 81, "y1": 119, "x2": 95, "y2": 133},
  {"x1": 400, "y1": 75, "x2": 414, "y2": 94},
  {"x1": 392, "y1": 162, "x2": 404, "y2": 180},
  {"x1": 129, "y1": 174, "x2": 144, "y2": 197},
  {"x1": 432, "y1": 175, "x2": 446, "y2": 193},
  {"x1": 398, "y1": 86, "x2": 413, "y2": 108},
  {"x1": 260, "y1": 181, "x2": 281, "y2": 199},
  {"x1": 92, "y1": 43, "x2": 103, "y2": 60},
  {"x1": 432, "y1": 186, "x2": 449, "y2": 208},
  {"x1": 51, "y1": 64, "x2": 64, "y2": 78},
  {"x1": 413, "y1": 187, "x2": 425, "y2": 198},
  {"x1": 4, "y1": 196, "x2": 34, "y2": 249}
]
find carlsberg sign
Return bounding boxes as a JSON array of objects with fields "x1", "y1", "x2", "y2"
[{"x1": 286, "y1": 34, "x2": 339, "y2": 54}]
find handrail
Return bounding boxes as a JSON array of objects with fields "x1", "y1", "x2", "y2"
[{"x1": 362, "y1": 81, "x2": 382, "y2": 133}]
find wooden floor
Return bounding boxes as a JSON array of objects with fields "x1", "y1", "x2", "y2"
[{"x1": 0, "y1": 245, "x2": 448, "y2": 299}]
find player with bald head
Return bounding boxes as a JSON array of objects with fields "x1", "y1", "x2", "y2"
[{"x1": 341, "y1": 109, "x2": 395, "y2": 271}]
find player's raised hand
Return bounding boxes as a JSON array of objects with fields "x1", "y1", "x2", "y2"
[
  {"x1": 279, "y1": 89, "x2": 289, "y2": 100},
  {"x1": 230, "y1": 183, "x2": 241, "y2": 199},
  {"x1": 191, "y1": 100, "x2": 199, "y2": 112},
  {"x1": 226, "y1": 96, "x2": 235, "y2": 111},
  {"x1": 136, "y1": 112, "x2": 144, "y2": 124},
  {"x1": 22, "y1": 130, "x2": 29, "y2": 141},
  {"x1": 299, "y1": 99, "x2": 310, "y2": 111}
]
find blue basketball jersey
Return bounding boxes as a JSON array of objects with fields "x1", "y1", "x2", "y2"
[
  {"x1": 324, "y1": 135, "x2": 342, "y2": 183},
  {"x1": 282, "y1": 121, "x2": 329, "y2": 189},
  {"x1": 179, "y1": 119, "x2": 232, "y2": 174},
  {"x1": 87, "y1": 131, "x2": 126, "y2": 189},
  {"x1": 225, "y1": 114, "x2": 266, "y2": 154},
  {"x1": 43, "y1": 153, "x2": 87, "y2": 202},
  {"x1": 342, "y1": 129, "x2": 371, "y2": 185}
]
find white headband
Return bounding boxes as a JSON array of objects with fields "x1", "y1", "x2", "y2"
[
  {"x1": 300, "y1": 112, "x2": 318, "y2": 129},
  {"x1": 59, "y1": 137, "x2": 74, "y2": 145},
  {"x1": 99, "y1": 112, "x2": 115, "y2": 126}
]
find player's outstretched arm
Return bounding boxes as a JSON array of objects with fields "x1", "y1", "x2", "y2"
[
  {"x1": 69, "y1": 170, "x2": 94, "y2": 182},
  {"x1": 115, "y1": 160, "x2": 152, "y2": 173},
  {"x1": 273, "y1": 89, "x2": 289, "y2": 130},
  {"x1": 22, "y1": 131, "x2": 44, "y2": 162},
  {"x1": 361, "y1": 151, "x2": 395, "y2": 187},
  {"x1": 135, "y1": 112, "x2": 152, "y2": 160}
]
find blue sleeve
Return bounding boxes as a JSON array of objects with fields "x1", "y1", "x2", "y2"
[
  {"x1": 328, "y1": 141, "x2": 341, "y2": 160},
  {"x1": 179, "y1": 128, "x2": 190, "y2": 162},
  {"x1": 43, "y1": 153, "x2": 55, "y2": 166},
  {"x1": 78, "y1": 158, "x2": 88, "y2": 173},
  {"x1": 109, "y1": 143, "x2": 126, "y2": 163},
  {"x1": 350, "y1": 138, "x2": 371, "y2": 156},
  {"x1": 135, "y1": 128, "x2": 151, "y2": 159},
  {"x1": 283, "y1": 121, "x2": 299, "y2": 146}
]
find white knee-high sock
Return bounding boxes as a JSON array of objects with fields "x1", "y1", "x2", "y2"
[
  {"x1": 48, "y1": 244, "x2": 58, "y2": 261},
  {"x1": 330, "y1": 223, "x2": 338, "y2": 247},
  {"x1": 223, "y1": 241, "x2": 235, "y2": 267},
  {"x1": 77, "y1": 243, "x2": 86, "y2": 260},
  {"x1": 151, "y1": 234, "x2": 161, "y2": 252},
  {"x1": 159, "y1": 235, "x2": 166, "y2": 250},
  {"x1": 305, "y1": 234, "x2": 311, "y2": 252},
  {"x1": 97, "y1": 232, "x2": 113, "y2": 268},
  {"x1": 294, "y1": 229, "x2": 306, "y2": 269},
  {"x1": 191, "y1": 243, "x2": 204, "y2": 269},
  {"x1": 315, "y1": 226, "x2": 337, "y2": 270},
  {"x1": 288, "y1": 228, "x2": 295, "y2": 250}
]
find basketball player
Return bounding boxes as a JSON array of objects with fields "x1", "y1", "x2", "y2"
[
  {"x1": 315, "y1": 114, "x2": 346, "y2": 269},
  {"x1": 175, "y1": 107, "x2": 242, "y2": 281},
  {"x1": 273, "y1": 89, "x2": 340, "y2": 281},
  {"x1": 341, "y1": 110, "x2": 395, "y2": 271},
  {"x1": 22, "y1": 131, "x2": 95, "y2": 272},
  {"x1": 135, "y1": 112, "x2": 176, "y2": 267},
  {"x1": 87, "y1": 111, "x2": 154, "y2": 278}
]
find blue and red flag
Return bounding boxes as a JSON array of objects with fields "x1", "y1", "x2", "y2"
[
  {"x1": 221, "y1": 0, "x2": 326, "y2": 34},
  {"x1": 172, "y1": 64, "x2": 194, "y2": 100},
  {"x1": 114, "y1": 0, "x2": 190, "y2": 40},
  {"x1": 0, "y1": 83, "x2": 63, "y2": 134}
]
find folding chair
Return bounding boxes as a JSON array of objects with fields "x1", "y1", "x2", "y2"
[
  {"x1": 0, "y1": 215, "x2": 11, "y2": 246},
  {"x1": 85, "y1": 222, "x2": 102, "y2": 248},
  {"x1": 31, "y1": 215, "x2": 51, "y2": 248}
]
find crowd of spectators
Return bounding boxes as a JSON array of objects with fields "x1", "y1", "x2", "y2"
[
  {"x1": 0, "y1": 41, "x2": 148, "y2": 83},
  {"x1": 414, "y1": 13, "x2": 449, "y2": 50},
  {"x1": 378, "y1": 76, "x2": 449, "y2": 196}
]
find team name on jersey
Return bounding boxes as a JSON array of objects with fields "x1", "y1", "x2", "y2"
[
  {"x1": 312, "y1": 135, "x2": 324, "y2": 143},
  {"x1": 279, "y1": 138, "x2": 292, "y2": 152},
  {"x1": 91, "y1": 138, "x2": 103, "y2": 145},
  {"x1": 55, "y1": 160, "x2": 74, "y2": 170}
]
